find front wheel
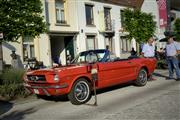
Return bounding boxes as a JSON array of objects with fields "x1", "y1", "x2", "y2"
[
  {"x1": 68, "y1": 78, "x2": 91, "y2": 105},
  {"x1": 134, "y1": 69, "x2": 148, "y2": 86}
]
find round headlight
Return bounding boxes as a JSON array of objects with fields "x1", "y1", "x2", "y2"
[{"x1": 54, "y1": 74, "x2": 59, "y2": 82}]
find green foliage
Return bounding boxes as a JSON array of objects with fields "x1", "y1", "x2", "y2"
[
  {"x1": 123, "y1": 9, "x2": 156, "y2": 43},
  {"x1": 0, "y1": 0, "x2": 47, "y2": 42},
  {"x1": 0, "y1": 68, "x2": 29, "y2": 100},
  {"x1": 156, "y1": 60, "x2": 167, "y2": 69},
  {"x1": 174, "y1": 18, "x2": 180, "y2": 41}
]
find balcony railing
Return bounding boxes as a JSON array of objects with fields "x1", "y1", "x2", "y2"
[
  {"x1": 105, "y1": 20, "x2": 112, "y2": 31},
  {"x1": 104, "y1": 18, "x2": 115, "y2": 32},
  {"x1": 56, "y1": 20, "x2": 67, "y2": 24}
]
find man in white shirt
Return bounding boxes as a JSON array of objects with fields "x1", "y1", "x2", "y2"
[
  {"x1": 141, "y1": 37, "x2": 156, "y2": 80},
  {"x1": 165, "y1": 33, "x2": 180, "y2": 81},
  {"x1": 141, "y1": 37, "x2": 155, "y2": 58}
]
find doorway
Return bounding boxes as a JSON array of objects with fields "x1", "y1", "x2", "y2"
[
  {"x1": 64, "y1": 36, "x2": 75, "y2": 64},
  {"x1": 105, "y1": 36, "x2": 114, "y2": 53}
]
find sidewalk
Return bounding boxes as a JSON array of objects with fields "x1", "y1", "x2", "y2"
[{"x1": 0, "y1": 95, "x2": 37, "y2": 116}]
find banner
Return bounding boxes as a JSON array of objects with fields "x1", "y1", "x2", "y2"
[{"x1": 158, "y1": 0, "x2": 167, "y2": 28}]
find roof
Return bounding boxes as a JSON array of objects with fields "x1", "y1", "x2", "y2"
[{"x1": 91, "y1": 0, "x2": 144, "y2": 9}]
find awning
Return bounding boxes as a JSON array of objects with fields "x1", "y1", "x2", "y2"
[{"x1": 48, "y1": 31, "x2": 79, "y2": 37}]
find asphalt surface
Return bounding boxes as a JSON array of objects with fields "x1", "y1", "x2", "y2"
[{"x1": 0, "y1": 70, "x2": 180, "y2": 120}]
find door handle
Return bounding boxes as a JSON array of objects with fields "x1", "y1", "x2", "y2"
[{"x1": 128, "y1": 62, "x2": 132, "y2": 64}]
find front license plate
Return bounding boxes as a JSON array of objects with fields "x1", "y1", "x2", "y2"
[{"x1": 33, "y1": 89, "x2": 39, "y2": 94}]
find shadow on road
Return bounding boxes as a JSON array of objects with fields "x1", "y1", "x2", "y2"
[
  {"x1": 36, "y1": 94, "x2": 69, "y2": 102},
  {"x1": 0, "y1": 100, "x2": 13, "y2": 116},
  {"x1": 0, "y1": 108, "x2": 36, "y2": 120},
  {"x1": 96, "y1": 82, "x2": 133, "y2": 95},
  {"x1": 36, "y1": 82, "x2": 133, "y2": 103},
  {"x1": 153, "y1": 72, "x2": 168, "y2": 78}
]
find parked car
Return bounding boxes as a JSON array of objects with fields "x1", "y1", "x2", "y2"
[{"x1": 23, "y1": 49, "x2": 157, "y2": 105}]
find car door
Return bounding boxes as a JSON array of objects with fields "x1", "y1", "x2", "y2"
[{"x1": 97, "y1": 53, "x2": 137, "y2": 88}]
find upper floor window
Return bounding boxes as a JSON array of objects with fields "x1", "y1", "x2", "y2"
[
  {"x1": 55, "y1": 0, "x2": 66, "y2": 24},
  {"x1": 104, "y1": 7, "x2": 112, "y2": 31},
  {"x1": 23, "y1": 36, "x2": 35, "y2": 61},
  {"x1": 85, "y1": 4, "x2": 94, "y2": 25}
]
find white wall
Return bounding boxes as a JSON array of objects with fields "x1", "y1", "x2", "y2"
[
  {"x1": 2, "y1": 40, "x2": 23, "y2": 65},
  {"x1": 141, "y1": 0, "x2": 166, "y2": 50},
  {"x1": 47, "y1": 0, "x2": 78, "y2": 32},
  {"x1": 76, "y1": 0, "x2": 125, "y2": 57},
  {"x1": 141, "y1": 0, "x2": 160, "y2": 32},
  {"x1": 39, "y1": 34, "x2": 52, "y2": 67}
]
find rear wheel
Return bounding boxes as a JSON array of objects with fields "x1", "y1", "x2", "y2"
[
  {"x1": 134, "y1": 69, "x2": 147, "y2": 86},
  {"x1": 68, "y1": 78, "x2": 91, "y2": 105}
]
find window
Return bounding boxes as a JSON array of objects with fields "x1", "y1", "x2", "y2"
[
  {"x1": 120, "y1": 10, "x2": 125, "y2": 28},
  {"x1": 86, "y1": 35, "x2": 97, "y2": 50},
  {"x1": 121, "y1": 36, "x2": 131, "y2": 52},
  {"x1": 55, "y1": 0, "x2": 66, "y2": 24},
  {"x1": 105, "y1": 37, "x2": 114, "y2": 53},
  {"x1": 23, "y1": 36, "x2": 35, "y2": 61},
  {"x1": 85, "y1": 4, "x2": 94, "y2": 25},
  {"x1": 104, "y1": 7, "x2": 111, "y2": 31}
]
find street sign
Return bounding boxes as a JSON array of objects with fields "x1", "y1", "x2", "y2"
[{"x1": 0, "y1": 33, "x2": 3, "y2": 39}]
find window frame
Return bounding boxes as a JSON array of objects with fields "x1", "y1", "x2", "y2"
[
  {"x1": 85, "y1": 4, "x2": 94, "y2": 25},
  {"x1": 121, "y1": 36, "x2": 131, "y2": 53},
  {"x1": 86, "y1": 35, "x2": 97, "y2": 50},
  {"x1": 104, "y1": 7, "x2": 112, "y2": 31},
  {"x1": 55, "y1": 0, "x2": 66, "y2": 24},
  {"x1": 22, "y1": 36, "x2": 35, "y2": 61}
]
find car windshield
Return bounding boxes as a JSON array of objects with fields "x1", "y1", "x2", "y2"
[{"x1": 72, "y1": 50, "x2": 106, "y2": 64}]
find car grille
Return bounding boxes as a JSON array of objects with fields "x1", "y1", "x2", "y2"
[{"x1": 27, "y1": 75, "x2": 46, "y2": 82}]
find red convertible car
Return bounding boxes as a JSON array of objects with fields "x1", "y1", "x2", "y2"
[{"x1": 23, "y1": 49, "x2": 156, "y2": 105}]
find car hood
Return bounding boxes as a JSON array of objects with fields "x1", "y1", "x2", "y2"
[{"x1": 26, "y1": 64, "x2": 88, "y2": 75}]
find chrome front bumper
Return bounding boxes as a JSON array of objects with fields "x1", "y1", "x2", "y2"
[{"x1": 23, "y1": 83, "x2": 68, "y2": 96}]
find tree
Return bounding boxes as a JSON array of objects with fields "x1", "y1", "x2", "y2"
[
  {"x1": 174, "y1": 18, "x2": 180, "y2": 41},
  {"x1": 0, "y1": 0, "x2": 47, "y2": 42},
  {"x1": 123, "y1": 9, "x2": 156, "y2": 43},
  {"x1": 0, "y1": 0, "x2": 47, "y2": 71}
]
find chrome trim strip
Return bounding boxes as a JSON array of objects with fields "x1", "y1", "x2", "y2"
[{"x1": 23, "y1": 83, "x2": 68, "y2": 89}]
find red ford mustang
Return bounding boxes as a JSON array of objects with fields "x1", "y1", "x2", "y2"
[{"x1": 24, "y1": 49, "x2": 156, "y2": 105}]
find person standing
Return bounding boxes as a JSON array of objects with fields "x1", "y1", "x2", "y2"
[
  {"x1": 10, "y1": 50, "x2": 18, "y2": 68},
  {"x1": 165, "y1": 33, "x2": 180, "y2": 81},
  {"x1": 130, "y1": 47, "x2": 137, "y2": 56},
  {"x1": 141, "y1": 37, "x2": 156, "y2": 80},
  {"x1": 141, "y1": 37, "x2": 155, "y2": 58}
]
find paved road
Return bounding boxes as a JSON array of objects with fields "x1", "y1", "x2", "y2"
[{"x1": 0, "y1": 70, "x2": 180, "y2": 120}]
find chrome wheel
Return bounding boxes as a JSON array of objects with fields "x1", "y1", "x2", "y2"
[
  {"x1": 74, "y1": 81, "x2": 89, "y2": 102},
  {"x1": 68, "y1": 78, "x2": 91, "y2": 105},
  {"x1": 134, "y1": 69, "x2": 147, "y2": 86},
  {"x1": 138, "y1": 70, "x2": 147, "y2": 84}
]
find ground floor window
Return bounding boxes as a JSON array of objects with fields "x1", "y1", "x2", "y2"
[
  {"x1": 23, "y1": 36, "x2": 35, "y2": 61},
  {"x1": 121, "y1": 36, "x2": 131, "y2": 52},
  {"x1": 105, "y1": 36, "x2": 114, "y2": 52},
  {"x1": 86, "y1": 35, "x2": 97, "y2": 50}
]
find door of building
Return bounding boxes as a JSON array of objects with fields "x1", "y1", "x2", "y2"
[
  {"x1": 105, "y1": 36, "x2": 114, "y2": 53},
  {"x1": 64, "y1": 36, "x2": 74, "y2": 64}
]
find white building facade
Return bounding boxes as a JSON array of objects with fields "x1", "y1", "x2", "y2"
[
  {"x1": 4, "y1": 0, "x2": 177, "y2": 67},
  {"x1": 3, "y1": 0, "x2": 135, "y2": 67}
]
